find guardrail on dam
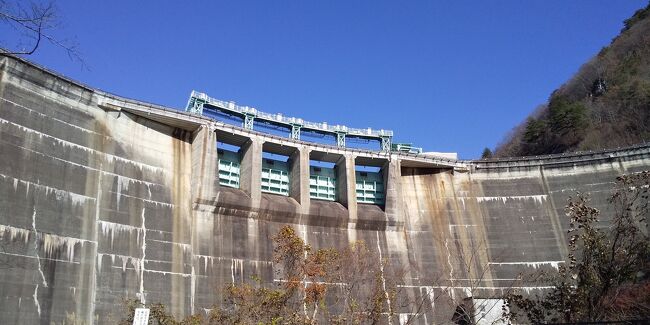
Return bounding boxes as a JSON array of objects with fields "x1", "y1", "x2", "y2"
[{"x1": 1, "y1": 54, "x2": 649, "y2": 324}]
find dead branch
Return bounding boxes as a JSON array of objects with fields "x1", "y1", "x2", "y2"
[{"x1": 0, "y1": 0, "x2": 84, "y2": 65}]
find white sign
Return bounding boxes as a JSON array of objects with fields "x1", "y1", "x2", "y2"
[{"x1": 132, "y1": 308, "x2": 150, "y2": 325}]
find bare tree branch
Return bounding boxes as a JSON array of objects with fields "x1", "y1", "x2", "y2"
[{"x1": 0, "y1": 0, "x2": 84, "y2": 67}]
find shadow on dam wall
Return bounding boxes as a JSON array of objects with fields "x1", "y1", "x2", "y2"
[{"x1": 1, "y1": 54, "x2": 649, "y2": 324}]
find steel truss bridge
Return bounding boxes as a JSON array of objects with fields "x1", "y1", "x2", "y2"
[{"x1": 186, "y1": 90, "x2": 395, "y2": 152}]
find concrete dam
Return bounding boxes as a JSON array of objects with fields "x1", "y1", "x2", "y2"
[{"x1": 1, "y1": 54, "x2": 649, "y2": 324}]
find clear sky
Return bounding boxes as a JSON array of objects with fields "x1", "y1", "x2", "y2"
[{"x1": 4, "y1": 1, "x2": 647, "y2": 158}]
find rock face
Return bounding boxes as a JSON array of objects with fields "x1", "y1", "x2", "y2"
[{"x1": 0, "y1": 55, "x2": 649, "y2": 324}]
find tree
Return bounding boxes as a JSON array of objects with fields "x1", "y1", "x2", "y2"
[
  {"x1": 521, "y1": 117, "x2": 549, "y2": 155},
  {"x1": 494, "y1": 1, "x2": 650, "y2": 157},
  {"x1": 523, "y1": 118, "x2": 545, "y2": 145},
  {"x1": 121, "y1": 225, "x2": 409, "y2": 324},
  {"x1": 435, "y1": 236, "x2": 520, "y2": 325},
  {"x1": 0, "y1": 0, "x2": 82, "y2": 62},
  {"x1": 505, "y1": 171, "x2": 650, "y2": 323},
  {"x1": 622, "y1": 2, "x2": 650, "y2": 32},
  {"x1": 547, "y1": 96, "x2": 589, "y2": 145},
  {"x1": 481, "y1": 148, "x2": 493, "y2": 159},
  {"x1": 213, "y1": 226, "x2": 403, "y2": 324}
]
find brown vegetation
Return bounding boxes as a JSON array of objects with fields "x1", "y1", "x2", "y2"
[
  {"x1": 495, "y1": 3, "x2": 650, "y2": 157},
  {"x1": 505, "y1": 171, "x2": 650, "y2": 323},
  {"x1": 120, "y1": 226, "x2": 408, "y2": 325}
]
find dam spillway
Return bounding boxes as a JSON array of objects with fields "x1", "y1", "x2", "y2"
[{"x1": 0, "y1": 54, "x2": 649, "y2": 324}]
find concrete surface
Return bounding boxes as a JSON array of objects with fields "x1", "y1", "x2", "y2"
[{"x1": 1, "y1": 54, "x2": 649, "y2": 324}]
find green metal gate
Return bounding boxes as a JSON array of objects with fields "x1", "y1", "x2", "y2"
[
  {"x1": 309, "y1": 166, "x2": 336, "y2": 201},
  {"x1": 355, "y1": 171, "x2": 384, "y2": 205},
  {"x1": 261, "y1": 159, "x2": 290, "y2": 195},
  {"x1": 218, "y1": 149, "x2": 240, "y2": 188}
]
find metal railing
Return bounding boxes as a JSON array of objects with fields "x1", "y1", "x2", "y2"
[{"x1": 191, "y1": 90, "x2": 393, "y2": 138}]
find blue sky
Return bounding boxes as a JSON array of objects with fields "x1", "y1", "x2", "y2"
[{"x1": 3, "y1": 1, "x2": 647, "y2": 158}]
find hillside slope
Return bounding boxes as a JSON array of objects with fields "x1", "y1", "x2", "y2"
[{"x1": 495, "y1": 3, "x2": 650, "y2": 157}]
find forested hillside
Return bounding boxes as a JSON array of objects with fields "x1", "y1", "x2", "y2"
[{"x1": 494, "y1": 3, "x2": 650, "y2": 158}]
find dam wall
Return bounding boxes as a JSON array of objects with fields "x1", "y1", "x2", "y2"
[{"x1": 1, "y1": 54, "x2": 649, "y2": 324}]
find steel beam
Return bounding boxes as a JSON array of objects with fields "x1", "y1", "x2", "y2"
[
  {"x1": 291, "y1": 124, "x2": 301, "y2": 140},
  {"x1": 381, "y1": 136, "x2": 392, "y2": 152},
  {"x1": 243, "y1": 113, "x2": 255, "y2": 130},
  {"x1": 336, "y1": 132, "x2": 347, "y2": 148},
  {"x1": 187, "y1": 96, "x2": 206, "y2": 115}
]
